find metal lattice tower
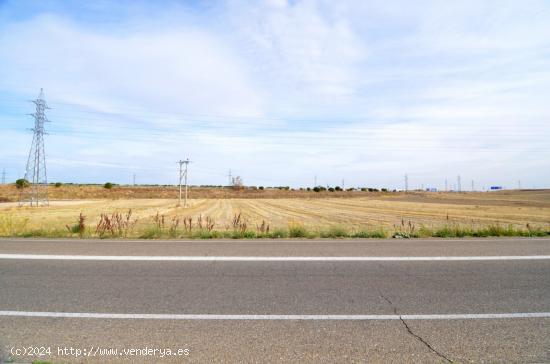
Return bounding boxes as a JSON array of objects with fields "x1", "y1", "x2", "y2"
[
  {"x1": 20, "y1": 88, "x2": 50, "y2": 206},
  {"x1": 178, "y1": 159, "x2": 191, "y2": 207}
]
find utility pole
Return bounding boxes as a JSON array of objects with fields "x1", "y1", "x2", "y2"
[
  {"x1": 404, "y1": 174, "x2": 408, "y2": 192},
  {"x1": 342, "y1": 179, "x2": 345, "y2": 190},
  {"x1": 518, "y1": 180, "x2": 521, "y2": 190},
  {"x1": 314, "y1": 175, "x2": 317, "y2": 187},
  {"x1": 471, "y1": 180, "x2": 474, "y2": 192},
  {"x1": 178, "y1": 159, "x2": 191, "y2": 207},
  {"x1": 1, "y1": 169, "x2": 5, "y2": 184},
  {"x1": 20, "y1": 88, "x2": 50, "y2": 206},
  {"x1": 133, "y1": 173, "x2": 136, "y2": 186},
  {"x1": 457, "y1": 175, "x2": 461, "y2": 192},
  {"x1": 227, "y1": 169, "x2": 232, "y2": 187}
]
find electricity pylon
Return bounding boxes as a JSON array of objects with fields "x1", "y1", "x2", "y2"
[
  {"x1": 178, "y1": 159, "x2": 191, "y2": 206},
  {"x1": 20, "y1": 88, "x2": 50, "y2": 206}
]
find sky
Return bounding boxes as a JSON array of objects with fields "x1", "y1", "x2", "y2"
[{"x1": 0, "y1": 0, "x2": 549, "y2": 189}]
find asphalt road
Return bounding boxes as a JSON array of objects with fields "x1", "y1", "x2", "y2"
[{"x1": 0, "y1": 238, "x2": 549, "y2": 363}]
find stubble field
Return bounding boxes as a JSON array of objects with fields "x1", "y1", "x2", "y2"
[{"x1": 1, "y1": 186, "x2": 549, "y2": 238}]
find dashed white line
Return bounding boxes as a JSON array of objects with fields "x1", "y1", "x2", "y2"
[
  {"x1": 0, "y1": 254, "x2": 549, "y2": 261},
  {"x1": 0, "y1": 311, "x2": 549, "y2": 320}
]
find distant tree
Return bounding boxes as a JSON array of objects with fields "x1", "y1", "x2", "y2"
[
  {"x1": 335, "y1": 186, "x2": 342, "y2": 191},
  {"x1": 15, "y1": 179, "x2": 30, "y2": 189},
  {"x1": 103, "y1": 182, "x2": 114, "y2": 189},
  {"x1": 381, "y1": 188, "x2": 388, "y2": 192},
  {"x1": 259, "y1": 186, "x2": 264, "y2": 190},
  {"x1": 306, "y1": 187, "x2": 311, "y2": 191},
  {"x1": 313, "y1": 186, "x2": 321, "y2": 192},
  {"x1": 54, "y1": 182, "x2": 62, "y2": 188},
  {"x1": 328, "y1": 187, "x2": 335, "y2": 192}
]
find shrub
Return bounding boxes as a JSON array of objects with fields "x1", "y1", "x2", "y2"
[
  {"x1": 103, "y1": 182, "x2": 114, "y2": 189},
  {"x1": 288, "y1": 223, "x2": 308, "y2": 238},
  {"x1": 267, "y1": 228, "x2": 288, "y2": 238},
  {"x1": 328, "y1": 187, "x2": 335, "y2": 192},
  {"x1": 335, "y1": 186, "x2": 342, "y2": 191},
  {"x1": 352, "y1": 230, "x2": 387, "y2": 238},
  {"x1": 96, "y1": 209, "x2": 136, "y2": 238},
  {"x1": 65, "y1": 212, "x2": 86, "y2": 238},
  {"x1": 320, "y1": 226, "x2": 348, "y2": 238},
  {"x1": 54, "y1": 182, "x2": 62, "y2": 187},
  {"x1": 259, "y1": 186, "x2": 264, "y2": 190},
  {"x1": 313, "y1": 186, "x2": 321, "y2": 192},
  {"x1": 15, "y1": 178, "x2": 30, "y2": 189}
]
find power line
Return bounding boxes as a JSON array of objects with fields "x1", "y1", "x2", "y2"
[{"x1": 20, "y1": 88, "x2": 50, "y2": 207}]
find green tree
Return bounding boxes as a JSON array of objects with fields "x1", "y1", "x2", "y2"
[{"x1": 15, "y1": 179, "x2": 30, "y2": 189}]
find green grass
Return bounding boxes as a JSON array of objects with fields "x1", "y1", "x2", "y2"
[
  {"x1": 288, "y1": 223, "x2": 308, "y2": 238},
  {"x1": 351, "y1": 229, "x2": 387, "y2": 238}
]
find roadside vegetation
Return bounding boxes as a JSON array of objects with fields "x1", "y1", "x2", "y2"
[{"x1": 0, "y1": 210, "x2": 548, "y2": 239}]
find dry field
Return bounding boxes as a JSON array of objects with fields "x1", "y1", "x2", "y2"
[
  {"x1": 0, "y1": 184, "x2": 370, "y2": 201},
  {"x1": 1, "y1": 188, "x2": 549, "y2": 238}
]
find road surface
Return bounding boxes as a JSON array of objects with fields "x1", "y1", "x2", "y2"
[{"x1": 0, "y1": 238, "x2": 549, "y2": 363}]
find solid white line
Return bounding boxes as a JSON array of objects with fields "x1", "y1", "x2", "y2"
[
  {"x1": 0, "y1": 254, "x2": 549, "y2": 261},
  {"x1": 0, "y1": 311, "x2": 549, "y2": 320}
]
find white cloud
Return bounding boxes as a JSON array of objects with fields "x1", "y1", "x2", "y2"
[{"x1": 0, "y1": 14, "x2": 265, "y2": 118}]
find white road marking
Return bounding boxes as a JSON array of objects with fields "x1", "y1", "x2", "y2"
[
  {"x1": 0, "y1": 254, "x2": 549, "y2": 261},
  {"x1": 0, "y1": 311, "x2": 549, "y2": 320}
]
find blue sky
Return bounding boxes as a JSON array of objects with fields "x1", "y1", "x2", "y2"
[{"x1": 0, "y1": 0, "x2": 549, "y2": 189}]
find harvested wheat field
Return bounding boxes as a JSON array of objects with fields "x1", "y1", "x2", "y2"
[{"x1": 1, "y1": 189, "x2": 549, "y2": 238}]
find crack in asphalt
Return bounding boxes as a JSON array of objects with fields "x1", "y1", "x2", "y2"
[{"x1": 379, "y1": 294, "x2": 453, "y2": 363}]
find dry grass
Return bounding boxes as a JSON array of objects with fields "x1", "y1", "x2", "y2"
[{"x1": 0, "y1": 189, "x2": 549, "y2": 238}]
